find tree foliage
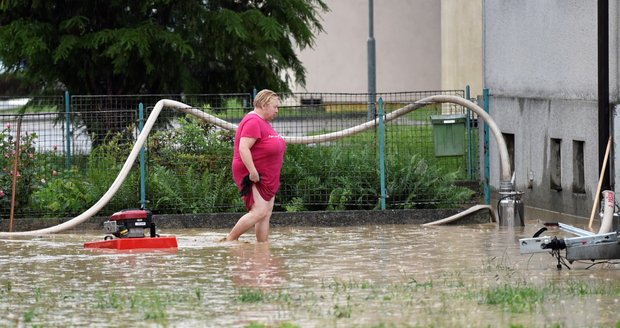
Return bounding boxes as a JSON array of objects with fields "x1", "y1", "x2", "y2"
[{"x1": 0, "y1": 0, "x2": 328, "y2": 95}]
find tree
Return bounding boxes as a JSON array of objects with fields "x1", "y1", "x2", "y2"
[
  {"x1": 0, "y1": 0, "x2": 328, "y2": 94},
  {"x1": 0, "y1": 0, "x2": 328, "y2": 144}
]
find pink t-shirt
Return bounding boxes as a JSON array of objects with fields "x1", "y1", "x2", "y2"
[{"x1": 232, "y1": 112, "x2": 286, "y2": 210}]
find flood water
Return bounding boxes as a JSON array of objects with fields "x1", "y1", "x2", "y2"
[{"x1": 1, "y1": 221, "x2": 620, "y2": 327}]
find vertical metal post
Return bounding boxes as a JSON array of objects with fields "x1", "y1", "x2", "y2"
[
  {"x1": 378, "y1": 97, "x2": 386, "y2": 210},
  {"x1": 64, "y1": 90, "x2": 72, "y2": 170},
  {"x1": 139, "y1": 103, "x2": 146, "y2": 209},
  {"x1": 8, "y1": 117, "x2": 22, "y2": 232},
  {"x1": 598, "y1": 0, "x2": 610, "y2": 191},
  {"x1": 367, "y1": 0, "x2": 376, "y2": 121},
  {"x1": 483, "y1": 88, "x2": 490, "y2": 205},
  {"x1": 465, "y1": 85, "x2": 473, "y2": 180}
]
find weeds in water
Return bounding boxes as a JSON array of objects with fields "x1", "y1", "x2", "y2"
[
  {"x1": 33, "y1": 287, "x2": 42, "y2": 302},
  {"x1": 6, "y1": 266, "x2": 620, "y2": 327},
  {"x1": 332, "y1": 302, "x2": 352, "y2": 318},
  {"x1": 2, "y1": 280, "x2": 12, "y2": 293},
  {"x1": 195, "y1": 287, "x2": 203, "y2": 301},
  {"x1": 95, "y1": 290, "x2": 122, "y2": 309},
  {"x1": 245, "y1": 322, "x2": 301, "y2": 328},
  {"x1": 481, "y1": 252, "x2": 520, "y2": 281},
  {"x1": 369, "y1": 324, "x2": 399, "y2": 328},
  {"x1": 91, "y1": 288, "x2": 210, "y2": 324},
  {"x1": 238, "y1": 288, "x2": 266, "y2": 303},
  {"x1": 23, "y1": 309, "x2": 35, "y2": 322},
  {"x1": 481, "y1": 284, "x2": 544, "y2": 313}
]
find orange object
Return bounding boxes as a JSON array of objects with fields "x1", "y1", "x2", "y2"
[{"x1": 84, "y1": 236, "x2": 178, "y2": 250}]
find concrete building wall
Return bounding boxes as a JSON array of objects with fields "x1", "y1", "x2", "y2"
[
  {"x1": 483, "y1": 1, "x2": 619, "y2": 218},
  {"x1": 294, "y1": 0, "x2": 441, "y2": 93},
  {"x1": 441, "y1": 0, "x2": 483, "y2": 97}
]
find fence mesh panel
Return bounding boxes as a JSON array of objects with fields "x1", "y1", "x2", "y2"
[{"x1": 0, "y1": 91, "x2": 480, "y2": 220}]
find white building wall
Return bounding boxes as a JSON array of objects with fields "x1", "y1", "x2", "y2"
[
  {"x1": 441, "y1": 0, "x2": 483, "y2": 97},
  {"x1": 294, "y1": 0, "x2": 441, "y2": 93},
  {"x1": 484, "y1": 0, "x2": 620, "y2": 218}
]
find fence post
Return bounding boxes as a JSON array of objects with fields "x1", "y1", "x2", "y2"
[
  {"x1": 64, "y1": 90, "x2": 72, "y2": 170},
  {"x1": 483, "y1": 88, "x2": 490, "y2": 205},
  {"x1": 139, "y1": 103, "x2": 146, "y2": 209},
  {"x1": 465, "y1": 85, "x2": 473, "y2": 180},
  {"x1": 378, "y1": 97, "x2": 386, "y2": 210}
]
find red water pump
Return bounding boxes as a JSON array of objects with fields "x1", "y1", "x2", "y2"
[
  {"x1": 84, "y1": 208, "x2": 177, "y2": 250},
  {"x1": 103, "y1": 209, "x2": 157, "y2": 239}
]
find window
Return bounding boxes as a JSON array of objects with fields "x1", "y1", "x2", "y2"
[
  {"x1": 572, "y1": 140, "x2": 585, "y2": 194},
  {"x1": 502, "y1": 133, "x2": 515, "y2": 177},
  {"x1": 550, "y1": 138, "x2": 562, "y2": 191}
]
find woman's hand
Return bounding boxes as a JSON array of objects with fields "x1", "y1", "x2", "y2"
[{"x1": 249, "y1": 171, "x2": 261, "y2": 183}]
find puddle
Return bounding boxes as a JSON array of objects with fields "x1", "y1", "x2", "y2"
[{"x1": 1, "y1": 221, "x2": 620, "y2": 327}]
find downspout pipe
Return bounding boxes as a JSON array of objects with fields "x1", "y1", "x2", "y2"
[
  {"x1": 598, "y1": 0, "x2": 610, "y2": 191},
  {"x1": 367, "y1": 0, "x2": 377, "y2": 121}
]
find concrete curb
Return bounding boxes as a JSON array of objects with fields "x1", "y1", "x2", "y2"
[{"x1": 1, "y1": 207, "x2": 494, "y2": 233}]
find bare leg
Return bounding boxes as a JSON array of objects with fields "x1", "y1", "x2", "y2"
[
  {"x1": 255, "y1": 212, "x2": 271, "y2": 242},
  {"x1": 225, "y1": 186, "x2": 274, "y2": 241}
]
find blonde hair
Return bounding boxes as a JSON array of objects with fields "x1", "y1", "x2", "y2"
[{"x1": 253, "y1": 89, "x2": 279, "y2": 108}]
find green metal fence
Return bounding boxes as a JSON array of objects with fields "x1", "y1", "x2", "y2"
[{"x1": 0, "y1": 90, "x2": 480, "y2": 219}]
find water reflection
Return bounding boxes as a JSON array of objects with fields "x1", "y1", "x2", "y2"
[{"x1": 228, "y1": 242, "x2": 286, "y2": 288}]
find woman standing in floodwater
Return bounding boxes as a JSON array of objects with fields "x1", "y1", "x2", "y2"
[{"x1": 222, "y1": 89, "x2": 286, "y2": 242}]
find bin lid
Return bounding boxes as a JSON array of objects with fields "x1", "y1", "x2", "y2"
[{"x1": 430, "y1": 114, "x2": 466, "y2": 124}]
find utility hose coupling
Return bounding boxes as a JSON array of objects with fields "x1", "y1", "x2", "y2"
[{"x1": 499, "y1": 180, "x2": 514, "y2": 193}]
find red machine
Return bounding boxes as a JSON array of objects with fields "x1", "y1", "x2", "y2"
[{"x1": 84, "y1": 209, "x2": 177, "y2": 250}]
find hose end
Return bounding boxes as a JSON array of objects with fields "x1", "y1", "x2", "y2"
[{"x1": 499, "y1": 180, "x2": 514, "y2": 193}]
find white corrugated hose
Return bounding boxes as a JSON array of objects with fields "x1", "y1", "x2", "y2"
[{"x1": 0, "y1": 95, "x2": 511, "y2": 236}]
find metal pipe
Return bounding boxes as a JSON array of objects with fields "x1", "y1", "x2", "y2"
[
  {"x1": 483, "y1": 88, "x2": 491, "y2": 203},
  {"x1": 378, "y1": 97, "x2": 386, "y2": 210},
  {"x1": 465, "y1": 85, "x2": 473, "y2": 180},
  {"x1": 139, "y1": 103, "x2": 146, "y2": 209},
  {"x1": 367, "y1": 0, "x2": 376, "y2": 121},
  {"x1": 64, "y1": 91, "x2": 72, "y2": 170},
  {"x1": 8, "y1": 116, "x2": 22, "y2": 232}
]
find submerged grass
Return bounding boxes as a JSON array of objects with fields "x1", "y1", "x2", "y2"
[
  {"x1": 3, "y1": 257, "x2": 620, "y2": 327},
  {"x1": 481, "y1": 284, "x2": 544, "y2": 313},
  {"x1": 238, "y1": 288, "x2": 267, "y2": 303}
]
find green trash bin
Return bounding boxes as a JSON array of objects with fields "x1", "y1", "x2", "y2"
[{"x1": 430, "y1": 114, "x2": 466, "y2": 157}]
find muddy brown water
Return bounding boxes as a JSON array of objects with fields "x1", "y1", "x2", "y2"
[{"x1": 1, "y1": 220, "x2": 620, "y2": 327}]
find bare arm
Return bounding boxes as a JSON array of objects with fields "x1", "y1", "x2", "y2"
[{"x1": 239, "y1": 137, "x2": 260, "y2": 182}]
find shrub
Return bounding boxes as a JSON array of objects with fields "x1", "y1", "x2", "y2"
[
  {"x1": 31, "y1": 132, "x2": 140, "y2": 217},
  {"x1": 0, "y1": 124, "x2": 40, "y2": 216}
]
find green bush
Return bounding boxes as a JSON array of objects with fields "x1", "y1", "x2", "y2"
[
  {"x1": 8, "y1": 112, "x2": 476, "y2": 218},
  {"x1": 31, "y1": 133, "x2": 141, "y2": 216},
  {"x1": 0, "y1": 124, "x2": 40, "y2": 216},
  {"x1": 147, "y1": 164, "x2": 243, "y2": 214},
  {"x1": 386, "y1": 154, "x2": 474, "y2": 209},
  {"x1": 280, "y1": 144, "x2": 473, "y2": 211},
  {"x1": 30, "y1": 169, "x2": 90, "y2": 215}
]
